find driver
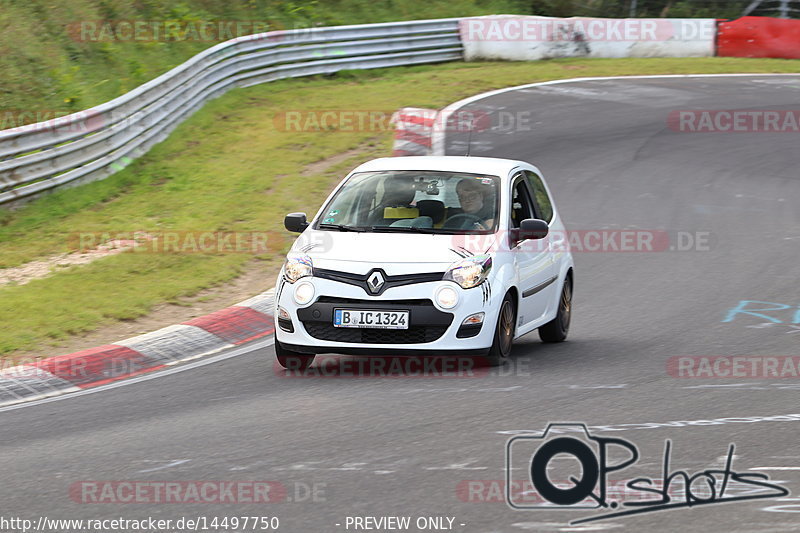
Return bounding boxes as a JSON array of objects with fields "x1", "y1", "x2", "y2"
[{"x1": 453, "y1": 178, "x2": 495, "y2": 229}]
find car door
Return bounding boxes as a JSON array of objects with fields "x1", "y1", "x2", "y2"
[{"x1": 509, "y1": 172, "x2": 557, "y2": 333}]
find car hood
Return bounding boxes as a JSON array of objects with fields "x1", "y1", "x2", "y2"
[{"x1": 293, "y1": 229, "x2": 497, "y2": 273}]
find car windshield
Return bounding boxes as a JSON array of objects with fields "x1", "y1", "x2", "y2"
[{"x1": 315, "y1": 170, "x2": 500, "y2": 234}]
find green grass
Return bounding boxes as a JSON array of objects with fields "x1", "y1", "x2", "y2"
[
  {"x1": 1, "y1": 56, "x2": 799, "y2": 356},
  {"x1": 0, "y1": 0, "x2": 527, "y2": 114}
]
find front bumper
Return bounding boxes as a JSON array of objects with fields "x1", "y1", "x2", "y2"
[{"x1": 275, "y1": 275, "x2": 499, "y2": 355}]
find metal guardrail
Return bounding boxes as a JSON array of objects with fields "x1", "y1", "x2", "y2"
[{"x1": 0, "y1": 18, "x2": 463, "y2": 205}]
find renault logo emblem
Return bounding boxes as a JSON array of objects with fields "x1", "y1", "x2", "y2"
[{"x1": 366, "y1": 270, "x2": 385, "y2": 294}]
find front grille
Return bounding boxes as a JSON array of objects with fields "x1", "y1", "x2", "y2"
[
  {"x1": 314, "y1": 268, "x2": 445, "y2": 296},
  {"x1": 298, "y1": 296, "x2": 452, "y2": 344},
  {"x1": 303, "y1": 323, "x2": 448, "y2": 344}
]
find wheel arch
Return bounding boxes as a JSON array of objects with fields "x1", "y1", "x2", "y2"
[{"x1": 504, "y1": 285, "x2": 519, "y2": 336}]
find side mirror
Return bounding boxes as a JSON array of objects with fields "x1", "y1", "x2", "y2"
[
  {"x1": 284, "y1": 212, "x2": 308, "y2": 233},
  {"x1": 518, "y1": 218, "x2": 549, "y2": 240}
]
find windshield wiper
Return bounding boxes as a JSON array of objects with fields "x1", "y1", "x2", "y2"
[
  {"x1": 370, "y1": 225, "x2": 477, "y2": 235},
  {"x1": 318, "y1": 223, "x2": 367, "y2": 232},
  {"x1": 369, "y1": 225, "x2": 438, "y2": 233}
]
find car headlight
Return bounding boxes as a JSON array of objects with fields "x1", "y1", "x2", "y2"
[
  {"x1": 283, "y1": 253, "x2": 313, "y2": 283},
  {"x1": 443, "y1": 254, "x2": 492, "y2": 289}
]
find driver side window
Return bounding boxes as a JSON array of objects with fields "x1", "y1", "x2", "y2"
[{"x1": 510, "y1": 175, "x2": 535, "y2": 229}]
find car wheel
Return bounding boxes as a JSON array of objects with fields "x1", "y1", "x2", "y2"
[
  {"x1": 483, "y1": 292, "x2": 516, "y2": 367},
  {"x1": 275, "y1": 341, "x2": 315, "y2": 370},
  {"x1": 538, "y1": 275, "x2": 572, "y2": 343}
]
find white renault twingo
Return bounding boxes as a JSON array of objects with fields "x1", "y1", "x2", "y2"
[{"x1": 274, "y1": 156, "x2": 574, "y2": 369}]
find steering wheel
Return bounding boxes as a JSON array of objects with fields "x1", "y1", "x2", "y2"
[{"x1": 443, "y1": 213, "x2": 487, "y2": 230}]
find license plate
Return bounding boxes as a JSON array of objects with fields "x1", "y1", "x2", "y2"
[{"x1": 333, "y1": 309, "x2": 409, "y2": 329}]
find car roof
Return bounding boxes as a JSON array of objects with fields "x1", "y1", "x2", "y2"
[{"x1": 351, "y1": 156, "x2": 536, "y2": 178}]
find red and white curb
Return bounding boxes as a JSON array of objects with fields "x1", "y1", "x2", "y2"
[
  {"x1": 0, "y1": 289, "x2": 275, "y2": 407},
  {"x1": 392, "y1": 107, "x2": 437, "y2": 156}
]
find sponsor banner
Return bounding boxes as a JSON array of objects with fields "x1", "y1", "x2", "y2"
[
  {"x1": 718, "y1": 16, "x2": 800, "y2": 60},
  {"x1": 460, "y1": 16, "x2": 716, "y2": 61}
]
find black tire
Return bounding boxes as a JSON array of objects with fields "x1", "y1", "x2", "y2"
[
  {"x1": 275, "y1": 341, "x2": 315, "y2": 370},
  {"x1": 538, "y1": 275, "x2": 572, "y2": 343},
  {"x1": 483, "y1": 292, "x2": 517, "y2": 367}
]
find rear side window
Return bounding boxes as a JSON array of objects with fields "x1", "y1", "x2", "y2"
[{"x1": 525, "y1": 171, "x2": 553, "y2": 222}]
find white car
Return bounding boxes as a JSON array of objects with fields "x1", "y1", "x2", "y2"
[{"x1": 273, "y1": 156, "x2": 574, "y2": 369}]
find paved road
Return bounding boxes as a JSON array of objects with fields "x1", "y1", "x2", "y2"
[{"x1": 1, "y1": 76, "x2": 799, "y2": 533}]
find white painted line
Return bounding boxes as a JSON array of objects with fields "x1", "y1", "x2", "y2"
[
  {"x1": 568, "y1": 384, "x2": 627, "y2": 389},
  {"x1": 137, "y1": 459, "x2": 191, "y2": 473},
  {"x1": 682, "y1": 383, "x2": 764, "y2": 389},
  {"x1": 0, "y1": 336, "x2": 275, "y2": 414},
  {"x1": 431, "y1": 73, "x2": 800, "y2": 155},
  {"x1": 424, "y1": 461, "x2": 487, "y2": 471},
  {"x1": 750, "y1": 467, "x2": 800, "y2": 471},
  {"x1": 497, "y1": 413, "x2": 800, "y2": 435}
]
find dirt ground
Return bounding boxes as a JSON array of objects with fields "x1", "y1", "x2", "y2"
[{"x1": 3, "y1": 141, "x2": 385, "y2": 365}]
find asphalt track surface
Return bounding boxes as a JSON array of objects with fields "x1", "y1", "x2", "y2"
[{"x1": 1, "y1": 75, "x2": 799, "y2": 533}]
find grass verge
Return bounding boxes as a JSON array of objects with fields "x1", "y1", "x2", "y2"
[
  {"x1": 1, "y1": 56, "x2": 798, "y2": 357},
  {"x1": 0, "y1": 0, "x2": 525, "y2": 112}
]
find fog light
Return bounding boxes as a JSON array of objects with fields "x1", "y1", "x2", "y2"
[
  {"x1": 462, "y1": 312, "x2": 485, "y2": 325},
  {"x1": 436, "y1": 285, "x2": 459, "y2": 309},
  {"x1": 277, "y1": 306, "x2": 294, "y2": 333},
  {"x1": 294, "y1": 281, "x2": 315, "y2": 305}
]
